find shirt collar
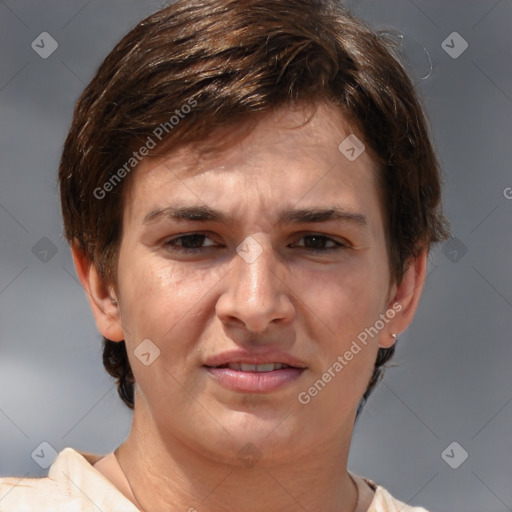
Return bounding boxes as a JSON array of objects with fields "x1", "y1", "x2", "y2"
[{"x1": 48, "y1": 448, "x2": 140, "y2": 512}]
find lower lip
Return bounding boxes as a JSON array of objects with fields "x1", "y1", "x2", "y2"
[{"x1": 205, "y1": 367, "x2": 305, "y2": 393}]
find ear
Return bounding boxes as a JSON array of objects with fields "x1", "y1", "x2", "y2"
[
  {"x1": 71, "y1": 245, "x2": 125, "y2": 342},
  {"x1": 379, "y1": 248, "x2": 428, "y2": 348}
]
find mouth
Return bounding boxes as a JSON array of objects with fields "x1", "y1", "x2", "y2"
[
  {"x1": 204, "y1": 360, "x2": 307, "y2": 393},
  {"x1": 208, "y1": 362, "x2": 297, "y2": 372}
]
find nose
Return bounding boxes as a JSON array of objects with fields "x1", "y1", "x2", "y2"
[{"x1": 215, "y1": 236, "x2": 295, "y2": 334}]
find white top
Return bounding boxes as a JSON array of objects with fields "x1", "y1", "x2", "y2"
[{"x1": 0, "y1": 448, "x2": 430, "y2": 512}]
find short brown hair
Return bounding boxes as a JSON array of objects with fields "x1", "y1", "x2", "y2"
[{"x1": 59, "y1": 0, "x2": 449, "y2": 415}]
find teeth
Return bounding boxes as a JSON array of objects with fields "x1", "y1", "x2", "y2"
[{"x1": 225, "y1": 362, "x2": 288, "y2": 372}]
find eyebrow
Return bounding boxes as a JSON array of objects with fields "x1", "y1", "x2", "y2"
[
  {"x1": 143, "y1": 205, "x2": 367, "y2": 227},
  {"x1": 279, "y1": 207, "x2": 367, "y2": 226},
  {"x1": 144, "y1": 205, "x2": 225, "y2": 224}
]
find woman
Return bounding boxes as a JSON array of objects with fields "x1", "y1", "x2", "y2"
[{"x1": 0, "y1": 0, "x2": 449, "y2": 510}]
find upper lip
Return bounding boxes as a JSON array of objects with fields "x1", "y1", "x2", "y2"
[{"x1": 204, "y1": 350, "x2": 307, "y2": 369}]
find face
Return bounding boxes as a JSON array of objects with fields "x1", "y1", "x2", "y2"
[{"x1": 112, "y1": 103, "x2": 397, "y2": 465}]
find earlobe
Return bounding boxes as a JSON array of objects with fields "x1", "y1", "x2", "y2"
[
  {"x1": 71, "y1": 245, "x2": 125, "y2": 342},
  {"x1": 379, "y1": 249, "x2": 428, "y2": 348}
]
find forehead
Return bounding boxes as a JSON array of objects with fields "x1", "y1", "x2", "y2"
[{"x1": 122, "y1": 103, "x2": 382, "y2": 228}]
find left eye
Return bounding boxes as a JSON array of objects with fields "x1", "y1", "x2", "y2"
[{"x1": 292, "y1": 235, "x2": 345, "y2": 251}]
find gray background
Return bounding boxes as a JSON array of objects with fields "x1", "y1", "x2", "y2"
[{"x1": 0, "y1": 1, "x2": 511, "y2": 511}]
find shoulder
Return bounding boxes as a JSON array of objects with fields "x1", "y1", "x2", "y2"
[
  {"x1": 365, "y1": 478, "x2": 430, "y2": 512},
  {"x1": 0, "y1": 473, "x2": 83, "y2": 511},
  {"x1": 351, "y1": 472, "x2": 430, "y2": 512},
  {"x1": 372, "y1": 487, "x2": 430, "y2": 512},
  {"x1": 0, "y1": 447, "x2": 138, "y2": 512}
]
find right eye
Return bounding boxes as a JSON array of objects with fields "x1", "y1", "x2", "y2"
[{"x1": 165, "y1": 233, "x2": 219, "y2": 252}]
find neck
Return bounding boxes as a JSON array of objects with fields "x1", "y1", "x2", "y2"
[{"x1": 116, "y1": 400, "x2": 359, "y2": 512}]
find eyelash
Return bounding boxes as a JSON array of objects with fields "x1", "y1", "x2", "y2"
[{"x1": 164, "y1": 233, "x2": 347, "y2": 253}]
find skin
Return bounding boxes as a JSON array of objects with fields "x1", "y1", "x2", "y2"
[{"x1": 73, "y1": 102, "x2": 427, "y2": 512}]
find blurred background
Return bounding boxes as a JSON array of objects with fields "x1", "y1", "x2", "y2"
[{"x1": 0, "y1": 1, "x2": 511, "y2": 511}]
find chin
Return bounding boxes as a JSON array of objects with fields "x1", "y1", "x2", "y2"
[{"x1": 185, "y1": 406, "x2": 311, "y2": 467}]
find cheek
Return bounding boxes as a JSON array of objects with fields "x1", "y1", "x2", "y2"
[
  {"x1": 294, "y1": 273, "x2": 384, "y2": 417},
  {"x1": 290, "y1": 256, "x2": 388, "y2": 336},
  {"x1": 116, "y1": 253, "x2": 225, "y2": 343}
]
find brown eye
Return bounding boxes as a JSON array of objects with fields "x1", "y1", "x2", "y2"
[
  {"x1": 166, "y1": 234, "x2": 217, "y2": 250},
  {"x1": 293, "y1": 235, "x2": 345, "y2": 251},
  {"x1": 303, "y1": 235, "x2": 332, "y2": 249}
]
